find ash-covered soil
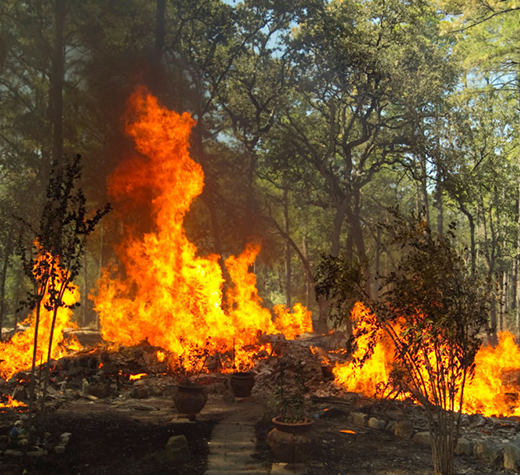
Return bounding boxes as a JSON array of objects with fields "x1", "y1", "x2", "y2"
[
  {"x1": 0, "y1": 394, "x2": 511, "y2": 475},
  {"x1": 254, "y1": 398, "x2": 509, "y2": 475},
  {"x1": 0, "y1": 399, "x2": 216, "y2": 475}
]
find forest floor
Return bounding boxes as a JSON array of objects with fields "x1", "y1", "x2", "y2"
[{"x1": 0, "y1": 395, "x2": 510, "y2": 475}]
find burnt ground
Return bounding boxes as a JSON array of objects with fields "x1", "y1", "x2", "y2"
[
  {"x1": 0, "y1": 399, "x2": 216, "y2": 475},
  {"x1": 0, "y1": 395, "x2": 510, "y2": 475},
  {"x1": 255, "y1": 400, "x2": 508, "y2": 475}
]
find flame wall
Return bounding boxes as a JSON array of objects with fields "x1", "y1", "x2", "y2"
[{"x1": 94, "y1": 87, "x2": 312, "y2": 369}]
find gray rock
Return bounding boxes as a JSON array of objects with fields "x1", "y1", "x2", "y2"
[
  {"x1": 386, "y1": 420, "x2": 397, "y2": 433},
  {"x1": 85, "y1": 383, "x2": 111, "y2": 399},
  {"x1": 504, "y1": 438, "x2": 520, "y2": 471},
  {"x1": 394, "y1": 420, "x2": 414, "y2": 439},
  {"x1": 149, "y1": 385, "x2": 164, "y2": 397},
  {"x1": 207, "y1": 382, "x2": 227, "y2": 394},
  {"x1": 4, "y1": 449, "x2": 24, "y2": 456},
  {"x1": 164, "y1": 435, "x2": 191, "y2": 462},
  {"x1": 455, "y1": 436, "x2": 473, "y2": 456},
  {"x1": 130, "y1": 387, "x2": 149, "y2": 399},
  {"x1": 412, "y1": 431, "x2": 431, "y2": 446},
  {"x1": 468, "y1": 414, "x2": 486, "y2": 429},
  {"x1": 54, "y1": 445, "x2": 66, "y2": 455},
  {"x1": 386, "y1": 409, "x2": 405, "y2": 421},
  {"x1": 27, "y1": 449, "x2": 47, "y2": 457},
  {"x1": 351, "y1": 412, "x2": 368, "y2": 427},
  {"x1": 368, "y1": 417, "x2": 386, "y2": 431},
  {"x1": 474, "y1": 439, "x2": 503, "y2": 465}
]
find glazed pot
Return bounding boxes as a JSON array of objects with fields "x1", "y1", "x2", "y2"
[
  {"x1": 267, "y1": 416, "x2": 314, "y2": 463},
  {"x1": 173, "y1": 384, "x2": 207, "y2": 420},
  {"x1": 230, "y1": 372, "x2": 255, "y2": 398}
]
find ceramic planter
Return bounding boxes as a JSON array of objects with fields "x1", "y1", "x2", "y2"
[
  {"x1": 266, "y1": 416, "x2": 314, "y2": 463},
  {"x1": 230, "y1": 371, "x2": 255, "y2": 397},
  {"x1": 173, "y1": 384, "x2": 207, "y2": 420}
]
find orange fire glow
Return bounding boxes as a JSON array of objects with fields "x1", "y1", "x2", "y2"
[
  {"x1": 129, "y1": 373, "x2": 147, "y2": 381},
  {"x1": 464, "y1": 331, "x2": 520, "y2": 417},
  {"x1": 0, "y1": 246, "x2": 80, "y2": 381},
  {"x1": 93, "y1": 86, "x2": 311, "y2": 373},
  {"x1": 333, "y1": 302, "x2": 394, "y2": 397},
  {"x1": 332, "y1": 303, "x2": 520, "y2": 417},
  {"x1": 0, "y1": 395, "x2": 27, "y2": 410}
]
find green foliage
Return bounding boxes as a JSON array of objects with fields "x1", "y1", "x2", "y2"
[
  {"x1": 0, "y1": 0, "x2": 518, "y2": 344},
  {"x1": 316, "y1": 209, "x2": 494, "y2": 475},
  {"x1": 315, "y1": 254, "x2": 365, "y2": 328},
  {"x1": 15, "y1": 154, "x2": 110, "y2": 421},
  {"x1": 18, "y1": 155, "x2": 111, "y2": 313},
  {"x1": 274, "y1": 359, "x2": 310, "y2": 423}
]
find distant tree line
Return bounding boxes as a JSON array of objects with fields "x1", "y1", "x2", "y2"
[{"x1": 0, "y1": 0, "x2": 518, "y2": 334}]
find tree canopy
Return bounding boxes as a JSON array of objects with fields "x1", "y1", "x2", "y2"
[{"x1": 0, "y1": 0, "x2": 518, "y2": 336}]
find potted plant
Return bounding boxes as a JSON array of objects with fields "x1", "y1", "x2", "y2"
[
  {"x1": 229, "y1": 342, "x2": 255, "y2": 398},
  {"x1": 267, "y1": 361, "x2": 314, "y2": 464},
  {"x1": 172, "y1": 350, "x2": 208, "y2": 420}
]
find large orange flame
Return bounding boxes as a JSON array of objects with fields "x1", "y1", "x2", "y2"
[
  {"x1": 333, "y1": 302, "x2": 394, "y2": 397},
  {"x1": 94, "y1": 87, "x2": 312, "y2": 372},
  {"x1": 333, "y1": 303, "x2": 520, "y2": 417},
  {"x1": 0, "y1": 246, "x2": 80, "y2": 381},
  {"x1": 464, "y1": 331, "x2": 520, "y2": 417}
]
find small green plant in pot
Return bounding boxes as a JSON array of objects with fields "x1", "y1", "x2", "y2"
[
  {"x1": 274, "y1": 361, "x2": 310, "y2": 423},
  {"x1": 267, "y1": 359, "x2": 314, "y2": 464}
]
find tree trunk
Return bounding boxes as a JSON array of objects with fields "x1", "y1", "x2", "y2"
[
  {"x1": 302, "y1": 236, "x2": 311, "y2": 308},
  {"x1": 155, "y1": 0, "x2": 166, "y2": 60},
  {"x1": 499, "y1": 271, "x2": 506, "y2": 332},
  {"x1": 351, "y1": 189, "x2": 371, "y2": 298},
  {"x1": 192, "y1": 122, "x2": 225, "y2": 273},
  {"x1": 373, "y1": 227, "x2": 381, "y2": 299},
  {"x1": 330, "y1": 198, "x2": 348, "y2": 258},
  {"x1": 244, "y1": 145, "x2": 258, "y2": 244},
  {"x1": 50, "y1": 0, "x2": 65, "y2": 169},
  {"x1": 350, "y1": 191, "x2": 367, "y2": 263},
  {"x1": 460, "y1": 207, "x2": 477, "y2": 276},
  {"x1": 420, "y1": 153, "x2": 430, "y2": 225},
  {"x1": 436, "y1": 177, "x2": 444, "y2": 235},
  {"x1": 316, "y1": 198, "x2": 348, "y2": 334},
  {"x1": 148, "y1": 0, "x2": 166, "y2": 95},
  {"x1": 13, "y1": 268, "x2": 23, "y2": 328},
  {"x1": 0, "y1": 233, "x2": 13, "y2": 340},
  {"x1": 82, "y1": 251, "x2": 88, "y2": 327},
  {"x1": 517, "y1": 76, "x2": 520, "y2": 336},
  {"x1": 283, "y1": 188, "x2": 291, "y2": 308}
]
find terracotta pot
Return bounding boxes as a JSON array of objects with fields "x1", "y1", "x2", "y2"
[
  {"x1": 230, "y1": 372, "x2": 255, "y2": 397},
  {"x1": 267, "y1": 416, "x2": 314, "y2": 463},
  {"x1": 173, "y1": 385, "x2": 207, "y2": 420}
]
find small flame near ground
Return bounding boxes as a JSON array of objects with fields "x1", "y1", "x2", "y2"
[
  {"x1": 333, "y1": 303, "x2": 394, "y2": 398},
  {"x1": 0, "y1": 245, "x2": 81, "y2": 382},
  {"x1": 0, "y1": 395, "x2": 27, "y2": 410},
  {"x1": 129, "y1": 373, "x2": 147, "y2": 381},
  {"x1": 93, "y1": 86, "x2": 312, "y2": 373}
]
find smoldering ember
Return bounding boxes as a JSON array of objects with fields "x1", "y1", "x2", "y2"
[{"x1": 1, "y1": 2, "x2": 520, "y2": 475}]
